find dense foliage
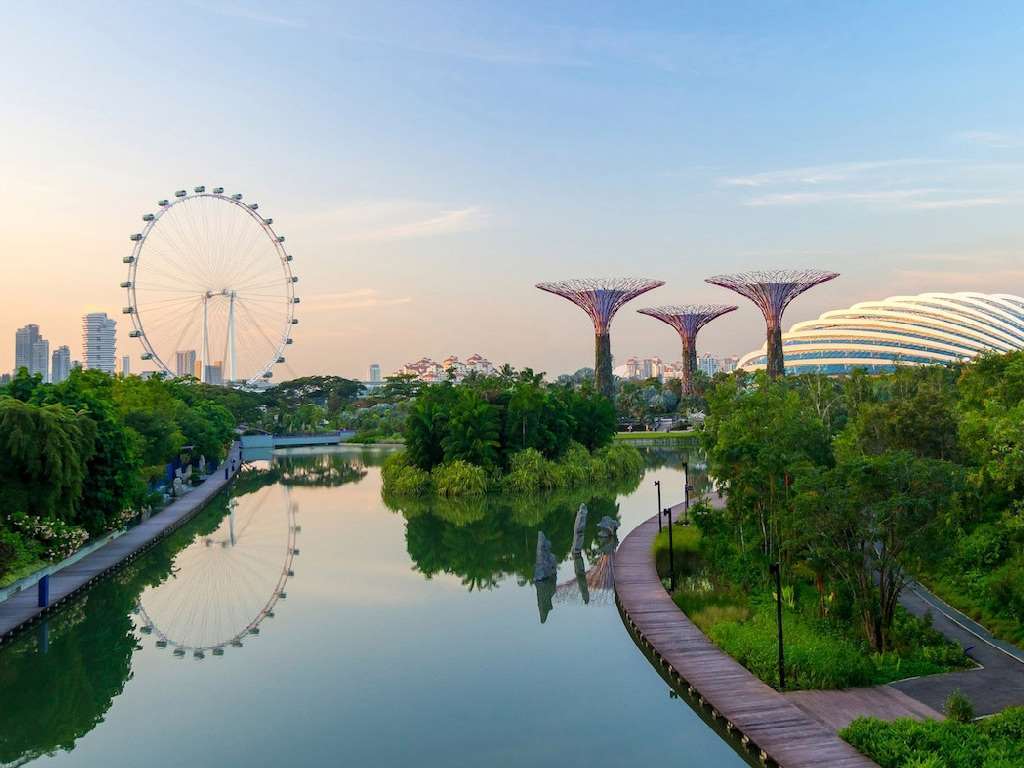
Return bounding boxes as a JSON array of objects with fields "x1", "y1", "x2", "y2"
[
  {"x1": 697, "y1": 357, "x2": 1024, "y2": 655},
  {"x1": 841, "y1": 707, "x2": 1024, "y2": 768},
  {"x1": 380, "y1": 369, "x2": 641, "y2": 497},
  {"x1": 0, "y1": 368, "x2": 237, "y2": 583}
]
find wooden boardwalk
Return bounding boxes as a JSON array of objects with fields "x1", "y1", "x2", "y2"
[
  {"x1": 615, "y1": 515, "x2": 878, "y2": 768},
  {"x1": 0, "y1": 444, "x2": 241, "y2": 645}
]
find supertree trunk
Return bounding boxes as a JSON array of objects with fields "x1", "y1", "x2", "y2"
[
  {"x1": 680, "y1": 335, "x2": 697, "y2": 395},
  {"x1": 595, "y1": 331, "x2": 614, "y2": 400},
  {"x1": 766, "y1": 323, "x2": 784, "y2": 380}
]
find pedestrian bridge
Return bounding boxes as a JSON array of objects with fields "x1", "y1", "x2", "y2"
[{"x1": 239, "y1": 431, "x2": 356, "y2": 451}]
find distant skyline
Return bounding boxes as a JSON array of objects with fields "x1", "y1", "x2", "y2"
[{"x1": 2, "y1": 2, "x2": 1023, "y2": 379}]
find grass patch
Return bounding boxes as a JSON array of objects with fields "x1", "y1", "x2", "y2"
[
  {"x1": 651, "y1": 523, "x2": 702, "y2": 578},
  {"x1": 615, "y1": 430, "x2": 695, "y2": 440},
  {"x1": 672, "y1": 591, "x2": 968, "y2": 690},
  {"x1": 841, "y1": 707, "x2": 1024, "y2": 768}
]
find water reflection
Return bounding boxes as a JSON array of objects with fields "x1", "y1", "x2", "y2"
[
  {"x1": 0, "y1": 442, "x2": 747, "y2": 768},
  {"x1": 0, "y1": 450, "x2": 368, "y2": 766},
  {"x1": 383, "y1": 475, "x2": 638, "y2": 594}
]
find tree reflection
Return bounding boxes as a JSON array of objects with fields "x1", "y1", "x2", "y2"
[{"x1": 385, "y1": 480, "x2": 635, "y2": 591}]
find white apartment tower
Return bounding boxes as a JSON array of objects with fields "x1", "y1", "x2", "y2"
[{"x1": 82, "y1": 312, "x2": 117, "y2": 374}]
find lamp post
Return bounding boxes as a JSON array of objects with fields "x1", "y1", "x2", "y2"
[
  {"x1": 769, "y1": 562, "x2": 786, "y2": 690},
  {"x1": 682, "y1": 462, "x2": 692, "y2": 525},
  {"x1": 655, "y1": 480, "x2": 662, "y2": 532},
  {"x1": 662, "y1": 506, "x2": 675, "y2": 591}
]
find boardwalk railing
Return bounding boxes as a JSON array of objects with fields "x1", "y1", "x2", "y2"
[{"x1": 614, "y1": 514, "x2": 878, "y2": 768}]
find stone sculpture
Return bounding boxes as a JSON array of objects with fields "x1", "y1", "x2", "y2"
[{"x1": 572, "y1": 503, "x2": 588, "y2": 554}]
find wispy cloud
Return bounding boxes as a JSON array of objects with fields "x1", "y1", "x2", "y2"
[
  {"x1": 723, "y1": 156, "x2": 1024, "y2": 210},
  {"x1": 957, "y1": 130, "x2": 1024, "y2": 149},
  {"x1": 303, "y1": 289, "x2": 412, "y2": 312},
  {"x1": 720, "y1": 159, "x2": 933, "y2": 188},
  {"x1": 745, "y1": 188, "x2": 935, "y2": 207},
  {"x1": 193, "y1": 2, "x2": 305, "y2": 28},
  {"x1": 301, "y1": 200, "x2": 488, "y2": 242},
  {"x1": 893, "y1": 249, "x2": 1024, "y2": 290}
]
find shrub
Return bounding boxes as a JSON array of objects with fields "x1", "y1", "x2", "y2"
[
  {"x1": 842, "y1": 708, "x2": 1024, "y2": 768},
  {"x1": 381, "y1": 452, "x2": 432, "y2": 496},
  {"x1": 944, "y1": 689, "x2": 974, "y2": 723},
  {"x1": 8, "y1": 513, "x2": 89, "y2": 561},
  {"x1": 503, "y1": 448, "x2": 558, "y2": 493},
  {"x1": 431, "y1": 460, "x2": 488, "y2": 497}
]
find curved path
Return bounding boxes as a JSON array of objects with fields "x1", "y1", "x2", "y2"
[{"x1": 614, "y1": 514, "x2": 877, "y2": 768}]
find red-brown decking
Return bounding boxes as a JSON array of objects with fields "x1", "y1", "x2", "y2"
[{"x1": 614, "y1": 515, "x2": 878, "y2": 768}]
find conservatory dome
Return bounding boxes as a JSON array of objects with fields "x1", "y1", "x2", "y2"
[{"x1": 737, "y1": 291, "x2": 1024, "y2": 375}]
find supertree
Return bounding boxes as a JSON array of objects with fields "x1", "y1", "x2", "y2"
[
  {"x1": 536, "y1": 278, "x2": 664, "y2": 399},
  {"x1": 705, "y1": 269, "x2": 838, "y2": 379},
  {"x1": 637, "y1": 305, "x2": 737, "y2": 395}
]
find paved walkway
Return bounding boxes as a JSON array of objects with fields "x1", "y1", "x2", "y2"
[
  {"x1": 786, "y1": 686, "x2": 941, "y2": 731},
  {"x1": 891, "y1": 580, "x2": 1024, "y2": 716},
  {"x1": 615, "y1": 514, "x2": 878, "y2": 768},
  {"x1": 0, "y1": 444, "x2": 241, "y2": 644}
]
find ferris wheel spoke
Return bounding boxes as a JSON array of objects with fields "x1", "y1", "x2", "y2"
[
  {"x1": 140, "y1": 248, "x2": 211, "y2": 290},
  {"x1": 154, "y1": 213, "x2": 210, "y2": 284}
]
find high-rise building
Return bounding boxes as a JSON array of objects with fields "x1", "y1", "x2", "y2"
[
  {"x1": 31, "y1": 338, "x2": 50, "y2": 382},
  {"x1": 121, "y1": 355, "x2": 130, "y2": 376},
  {"x1": 369, "y1": 363, "x2": 381, "y2": 383},
  {"x1": 0, "y1": 373, "x2": 10, "y2": 387},
  {"x1": 82, "y1": 312, "x2": 117, "y2": 373},
  {"x1": 204, "y1": 361, "x2": 224, "y2": 386},
  {"x1": 51, "y1": 346, "x2": 71, "y2": 383},
  {"x1": 176, "y1": 349, "x2": 197, "y2": 378},
  {"x1": 14, "y1": 324, "x2": 41, "y2": 374}
]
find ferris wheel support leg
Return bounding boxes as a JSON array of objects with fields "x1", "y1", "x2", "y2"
[
  {"x1": 227, "y1": 291, "x2": 237, "y2": 383},
  {"x1": 201, "y1": 294, "x2": 210, "y2": 384}
]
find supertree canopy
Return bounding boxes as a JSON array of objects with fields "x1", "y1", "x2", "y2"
[
  {"x1": 536, "y1": 278, "x2": 664, "y2": 399},
  {"x1": 705, "y1": 269, "x2": 838, "y2": 379},
  {"x1": 637, "y1": 304, "x2": 737, "y2": 394}
]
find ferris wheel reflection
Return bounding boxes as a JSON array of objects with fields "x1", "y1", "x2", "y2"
[{"x1": 133, "y1": 480, "x2": 299, "y2": 660}]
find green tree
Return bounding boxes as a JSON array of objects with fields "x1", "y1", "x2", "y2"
[
  {"x1": 794, "y1": 450, "x2": 962, "y2": 650},
  {"x1": 0, "y1": 399, "x2": 96, "y2": 521},
  {"x1": 442, "y1": 389, "x2": 501, "y2": 469}
]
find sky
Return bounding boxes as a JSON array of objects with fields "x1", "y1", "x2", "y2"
[{"x1": 2, "y1": 1, "x2": 1023, "y2": 380}]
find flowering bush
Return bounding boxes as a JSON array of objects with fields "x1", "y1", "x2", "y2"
[{"x1": 8, "y1": 513, "x2": 90, "y2": 561}]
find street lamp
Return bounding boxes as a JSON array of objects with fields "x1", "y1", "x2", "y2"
[
  {"x1": 662, "y1": 505, "x2": 675, "y2": 591},
  {"x1": 769, "y1": 562, "x2": 786, "y2": 690},
  {"x1": 682, "y1": 461, "x2": 693, "y2": 525},
  {"x1": 655, "y1": 480, "x2": 662, "y2": 532}
]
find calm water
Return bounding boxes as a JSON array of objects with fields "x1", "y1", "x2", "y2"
[{"x1": 0, "y1": 445, "x2": 749, "y2": 768}]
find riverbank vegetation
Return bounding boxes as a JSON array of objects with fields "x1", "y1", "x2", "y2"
[
  {"x1": 381, "y1": 370, "x2": 643, "y2": 497},
  {"x1": 656, "y1": 353, "x2": 1024, "y2": 692},
  {"x1": 841, "y1": 707, "x2": 1024, "y2": 768},
  {"x1": 0, "y1": 369, "x2": 236, "y2": 585}
]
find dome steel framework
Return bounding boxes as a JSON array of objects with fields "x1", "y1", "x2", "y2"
[{"x1": 738, "y1": 291, "x2": 1024, "y2": 375}]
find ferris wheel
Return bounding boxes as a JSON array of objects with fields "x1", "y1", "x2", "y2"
[
  {"x1": 134, "y1": 484, "x2": 299, "y2": 658},
  {"x1": 121, "y1": 186, "x2": 298, "y2": 386}
]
